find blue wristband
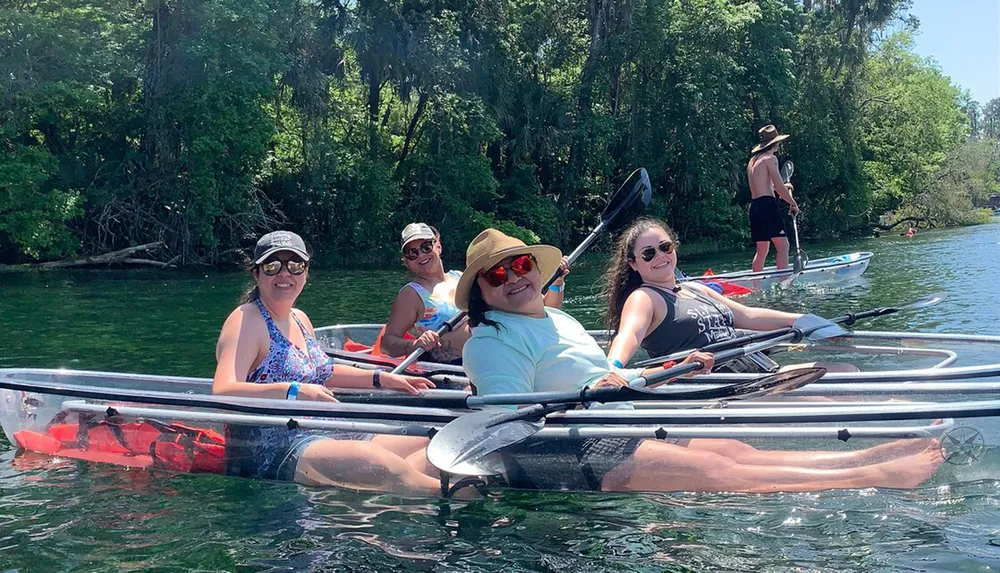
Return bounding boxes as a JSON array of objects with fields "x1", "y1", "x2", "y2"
[
  {"x1": 286, "y1": 382, "x2": 300, "y2": 400},
  {"x1": 611, "y1": 359, "x2": 625, "y2": 369},
  {"x1": 548, "y1": 284, "x2": 563, "y2": 293}
]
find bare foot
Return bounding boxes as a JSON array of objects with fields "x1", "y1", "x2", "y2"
[
  {"x1": 856, "y1": 437, "x2": 936, "y2": 464},
  {"x1": 850, "y1": 419, "x2": 945, "y2": 465},
  {"x1": 883, "y1": 442, "x2": 946, "y2": 488}
]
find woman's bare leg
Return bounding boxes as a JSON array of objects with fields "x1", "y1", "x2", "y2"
[
  {"x1": 293, "y1": 440, "x2": 441, "y2": 495},
  {"x1": 687, "y1": 437, "x2": 934, "y2": 469},
  {"x1": 371, "y1": 434, "x2": 430, "y2": 459},
  {"x1": 403, "y1": 448, "x2": 438, "y2": 476},
  {"x1": 601, "y1": 440, "x2": 944, "y2": 493}
]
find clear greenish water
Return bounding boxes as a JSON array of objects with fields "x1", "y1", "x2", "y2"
[{"x1": 1, "y1": 222, "x2": 1000, "y2": 572}]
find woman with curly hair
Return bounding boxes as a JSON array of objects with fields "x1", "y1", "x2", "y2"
[{"x1": 602, "y1": 218, "x2": 857, "y2": 374}]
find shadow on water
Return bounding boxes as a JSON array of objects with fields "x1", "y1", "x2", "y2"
[{"x1": 1, "y1": 222, "x2": 999, "y2": 571}]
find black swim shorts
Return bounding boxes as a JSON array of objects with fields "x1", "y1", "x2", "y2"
[{"x1": 749, "y1": 196, "x2": 788, "y2": 243}]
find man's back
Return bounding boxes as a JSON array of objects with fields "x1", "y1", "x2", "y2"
[{"x1": 748, "y1": 151, "x2": 781, "y2": 200}]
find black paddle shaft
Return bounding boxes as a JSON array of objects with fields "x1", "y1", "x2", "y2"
[{"x1": 544, "y1": 168, "x2": 651, "y2": 289}]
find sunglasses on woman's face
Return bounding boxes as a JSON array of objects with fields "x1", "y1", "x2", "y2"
[
  {"x1": 260, "y1": 258, "x2": 308, "y2": 276},
  {"x1": 403, "y1": 239, "x2": 436, "y2": 261},
  {"x1": 634, "y1": 240, "x2": 676, "y2": 263},
  {"x1": 479, "y1": 254, "x2": 535, "y2": 288}
]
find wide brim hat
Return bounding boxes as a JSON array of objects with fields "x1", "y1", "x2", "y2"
[
  {"x1": 454, "y1": 228, "x2": 563, "y2": 311},
  {"x1": 751, "y1": 124, "x2": 790, "y2": 154}
]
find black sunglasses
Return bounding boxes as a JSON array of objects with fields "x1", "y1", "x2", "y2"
[
  {"x1": 632, "y1": 240, "x2": 676, "y2": 263},
  {"x1": 403, "y1": 239, "x2": 436, "y2": 261},
  {"x1": 259, "y1": 258, "x2": 308, "y2": 276}
]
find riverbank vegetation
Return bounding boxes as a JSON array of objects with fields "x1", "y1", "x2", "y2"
[{"x1": 2, "y1": 0, "x2": 998, "y2": 266}]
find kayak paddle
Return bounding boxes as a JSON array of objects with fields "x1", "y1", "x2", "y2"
[
  {"x1": 426, "y1": 366, "x2": 826, "y2": 476},
  {"x1": 634, "y1": 292, "x2": 948, "y2": 368},
  {"x1": 391, "y1": 168, "x2": 652, "y2": 374},
  {"x1": 426, "y1": 332, "x2": 832, "y2": 473},
  {"x1": 778, "y1": 160, "x2": 807, "y2": 286}
]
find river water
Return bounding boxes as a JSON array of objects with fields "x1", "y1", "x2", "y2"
[{"x1": 1, "y1": 222, "x2": 999, "y2": 571}]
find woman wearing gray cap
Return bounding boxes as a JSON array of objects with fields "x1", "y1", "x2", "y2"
[
  {"x1": 381, "y1": 223, "x2": 568, "y2": 365},
  {"x1": 212, "y1": 230, "x2": 441, "y2": 493}
]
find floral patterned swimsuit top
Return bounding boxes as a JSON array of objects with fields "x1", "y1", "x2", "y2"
[{"x1": 247, "y1": 298, "x2": 334, "y2": 385}]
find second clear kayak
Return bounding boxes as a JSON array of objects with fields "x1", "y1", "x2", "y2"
[{"x1": 681, "y1": 252, "x2": 873, "y2": 291}]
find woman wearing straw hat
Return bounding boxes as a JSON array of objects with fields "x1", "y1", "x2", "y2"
[
  {"x1": 380, "y1": 222, "x2": 568, "y2": 365},
  {"x1": 748, "y1": 125, "x2": 799, "y2": 272},
  {"x1": 456, "y1": 229, "x2": 943, "y2": 493}
]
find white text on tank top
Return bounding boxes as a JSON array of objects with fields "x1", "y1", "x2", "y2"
[{"x1": 686, "y1": 296, "x2": 734, "y2": 343}]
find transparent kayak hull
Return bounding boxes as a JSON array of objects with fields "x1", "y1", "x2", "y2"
[
  {"x1": 1, "y1": 368, "x2": 998, "y2": 492},
  {"x1": 680, "y1": 251, "x2": 873, "y2": 291}
]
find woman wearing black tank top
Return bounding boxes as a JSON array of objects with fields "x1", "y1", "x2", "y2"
[
  {"x1": 602, "y1": 219, "x2": 859, "y2": 373},
  {"x1": 587, "y1": 219, "x2": 937, "y2": 477}
]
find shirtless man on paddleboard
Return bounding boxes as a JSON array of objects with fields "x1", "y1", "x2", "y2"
[{"x1": 747, "y1": 125, "x2": 799, "y2": 272}]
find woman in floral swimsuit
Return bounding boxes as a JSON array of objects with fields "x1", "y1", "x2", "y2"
[{"x1": 213, "y1": 231, "x2": 440, "y2": 494}]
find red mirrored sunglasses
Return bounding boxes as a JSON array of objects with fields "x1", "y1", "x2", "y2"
[{"x1": 479, "y1": 254, "x2": 535, "y2": 288}]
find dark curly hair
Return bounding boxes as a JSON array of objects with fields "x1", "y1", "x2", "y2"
[{"x1": 601, "y1": 218, "x2": 677, "y2": 334}]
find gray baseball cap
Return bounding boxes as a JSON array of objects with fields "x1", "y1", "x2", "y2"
[
  {"x1": 400, "y1": 223, "x2": 436, "y2": 248},
  {"x1": 253, "y1": 231, "x2": 310, "y2": 264}
]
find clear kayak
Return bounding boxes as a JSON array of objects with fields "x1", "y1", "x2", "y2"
[
  {"x1": 679, "y1": 251, "x2": 873, "y2": 291},
  {"x1": 317, "y1": 326, "x2": 1000, "y2": 388},
  {"x1": 2, "y1": 365, "x2": 999, "y2": 493}
]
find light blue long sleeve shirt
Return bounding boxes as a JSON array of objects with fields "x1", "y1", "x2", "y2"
[{"x1": 462, "y1": 308, "x2": 642, "y2": 406}]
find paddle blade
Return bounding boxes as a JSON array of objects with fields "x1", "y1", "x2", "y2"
[
  {"x1": 902, "y1": 292, "x2": 947, "y2": 311},
  {"x1": 793, "y1": 314, "x2": 847, "y2": 341},
  {"x1": 427, "y1": 407, "x2": 544, "y2": 476},
  {"x1": 729, "y1": 367, "x2": 825, "y2": 399},
  {"x1": 602, "y1": 168, "x2": 652, "y2": 231},
  {"x1": 780, "y1": 160, "x2": 794, "y2": 182},
  {"x1": 666, "y1": 367, "x2": 825, "y2": 401},
  {"x1": 792, "y1": 253, "x2": 805, "y2": 274}
]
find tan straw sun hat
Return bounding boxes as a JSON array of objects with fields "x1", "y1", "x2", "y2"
[
  {"x1": 454, "y1": 228, "x2": 562, "y2": 310},
  {"x1": 751, "y1": 124, "x2": 791, "y2": 154}
]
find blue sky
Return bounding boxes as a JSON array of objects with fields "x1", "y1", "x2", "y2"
[{"x1": 905, "y1": 0, "x2": 999, "y2": 105}]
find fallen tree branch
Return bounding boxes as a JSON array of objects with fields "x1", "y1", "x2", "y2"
[
  {"x1": 34, "y1": 242, "x2": 165, "y2": 269},
  {"x1": 121, "y1": 258, "x2": 170, "y2": 268}
]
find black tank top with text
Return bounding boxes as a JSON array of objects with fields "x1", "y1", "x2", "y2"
[{"x1": 640, "y1": 285, "x2": 738, "y2": 357}]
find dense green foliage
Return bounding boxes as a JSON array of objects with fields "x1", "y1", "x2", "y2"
[{"x1": 1, "y1": 0, "x2": 996, "y2": 265}]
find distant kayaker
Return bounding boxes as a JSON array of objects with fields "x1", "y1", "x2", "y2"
[
  {"x1": 748, "y1": 125, "x2": 799, "y2": 272},
  {"x1": 381, "y1": 222, "x2": 568, "y2": 364},
  {"x1": 457, "y1": 228, "x2": 943, "y2": 493},
  {"x1": 602, "y1": 218, "x2": 858, "y2": 374},
  {"x1": 213, "y1": 230, "x2": 440, "y2": 494}
]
